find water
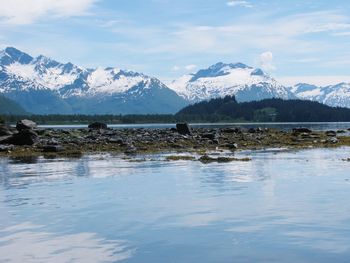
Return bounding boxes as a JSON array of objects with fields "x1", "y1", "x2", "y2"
[
  {"x1": 1, "y1": 148, "x2": 350, "y2": 262},
  {"x1": 38, "y1": 122, "x2": 350, "y2": 131}
]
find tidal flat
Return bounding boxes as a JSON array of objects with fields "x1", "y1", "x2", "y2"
[{"x1": 1, "y1": 121, "x2": 350, "y2": 159}]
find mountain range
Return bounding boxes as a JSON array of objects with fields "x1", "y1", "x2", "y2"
[
  {"x1": 168, "y1": 62, "x2": 295, "y2": 102},
  {"x1": 0, "y1": 47, "x2": 349, "y2": 114},
  {"x1": 0, "y1": 47, "x2": 186, "y2": 114},
  {"x1": 291, "y1": 83, "x2": 350, "y2": 108}
]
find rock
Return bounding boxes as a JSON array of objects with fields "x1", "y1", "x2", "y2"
[
  {"x1": 198, "y1": 155, "x2": 250, "y2": 163},
  {"x1": 198, "y1": 155, "x2": 215, "y2": 163},
  {"x1": 16, "y1": 119, "x2": 37, "y2": 131},
  {"x1": 88, "y1": 122, "x2": 107, "y2": 130},
  {"x1": 45, "y1": 138, "x2": 60, "y2": 145},
  {"x1": 325, "y1": 130, "x2": 337, "y2": 137},
  {"x1": 0, "y1": 145, "x2": 14, "y2": 152},
  {"x1": 108, "y1": 137, "x2": 124, "y2": 144},
  {"x1": 221, "y1": 127, "x2": 241, "y2": 134},
  {"x1": 201, "y1": 133, "x2": 217, "y2": 140},
  {"x1": 176, "y1": 123, "x2": 192, "y2": 135},
  {"x1": 3, "y1": 130, "x2": 38, "y2": 145},
  {"x1": 221, "y1": 143, "x2": 238, "y2": 149},
  {"x1": 292, "y1": 127, "x2": 312, "y2": 134},
  {"x1": 247, "y1": 127, "x2": 263, "y2": 133},
  {"x1": 42, "y1": 145, "x2": 64, "y2": 152},
  {"x1": 327, "y1": 137, "x2": 339, "y2": 144},
  {"x1": 0, "y1": 124, "x2": 13, "y2": 136},
  {"x1": 35, "y1": 129, "x2": 46, "y2": 136},
  {"x1": 212, "y1": 139, "x2": 220, "y2": 144},
  {"x1": 124, "y1": 145, "x2": 137, "y2": 155},
  {"x1": 337, "y1": 130, "x2": 346, "y2": 133},
  {"x1": 248, "y1": 128, "x2": 256, "y2": 133}
]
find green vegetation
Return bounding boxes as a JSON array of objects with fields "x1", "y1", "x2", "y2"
[
  {"x1": 198, "y1": 155, "x2": 252, "y2": 163},
  {"x1": 2, "y1": 96, "x2": 350, "y2": 124},
  {"x1": 177, "y1": 96, "x2": 350, "y2": 122},
  {"x1": 165, "y1": 155, "x2": 196, "y2": 161}
]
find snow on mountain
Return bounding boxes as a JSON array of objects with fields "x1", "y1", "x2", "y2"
[
  {"x1": 168, "y1": 62, "x2": 294, "y2": 103},
  {"x1": 2, "y1": 47, "x2": 350, "y2": 114},
  {"x1": 293, "y1": 83, "x2": 350, "y2": 108},
  {"x1": 0, "y1": 47, "x2": 158, "y2": 96},
  {"x1": 0, "y1": 47, "x2": 186, "y2": 114}
]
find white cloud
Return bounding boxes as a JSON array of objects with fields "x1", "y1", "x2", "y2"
[
  {"x1": 171, "y1": 65, "x2": 180, "y2": 71},
  {"x1": 227, "y1": 1, "x2": 253, "y2": 8},
  {"x1": 333, "y1": 31, "x2": 350, "y2": 36},
  {"x1": 259, "y1": 51, "x2": 276, "y2": 72},
  {"x1": 109, "y1": 11, "x2": 350, "y2": 58},
  {"x1": 0, "y1": 0, "x2": 97, "y2": 25},
  {"x1": 185, "y1": 64, "x2": 197, "y2": 71},
  {"x1": 171, "y1": 64, "x2": 197, "y2": 72}
]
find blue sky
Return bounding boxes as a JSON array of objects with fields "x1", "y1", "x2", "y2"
[{"x1": 0, "y1": 0, "x2": 350, "y2": 85}]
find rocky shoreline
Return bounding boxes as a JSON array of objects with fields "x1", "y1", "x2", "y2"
[{"x1": 1, "y1": 120, "x2": 350, "y2": 159}]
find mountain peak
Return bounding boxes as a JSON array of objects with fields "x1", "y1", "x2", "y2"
[
  {"x1": 250, "y1": 68, "x2": 265, "y2": 76},
  {"x1": 2, "y1": 47, "x2": 33, "y2": 64},
  {"x1": 189, "y1": 62, "x2": 251, "y2": 82}
]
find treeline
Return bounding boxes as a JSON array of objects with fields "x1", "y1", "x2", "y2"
[
  {"x1": 1, "y1": 114, "x2": 174, "y2": 124},
  {"x1": 2, "y1": 96, "x2": 350, "y2": 124},
  {"x1": 0, "y1": 113, "x2": 237, "y2": 125},
  {"x1": 177, "y1": 96, "x2": 350, "y2": 122}
]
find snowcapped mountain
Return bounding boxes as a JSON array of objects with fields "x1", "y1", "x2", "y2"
[
  {"x1": 0, "y1": 47, "x2": 187, "y2": 114},
  {"x1": 292, "y1": 83, "x2": 350, "y2": 108},
  {"x1": 2, "y1": 47, "x2": 350, "y2": 114},
  {"x1": 168, "y1": 62, "x2": 295, "y2": 103}
]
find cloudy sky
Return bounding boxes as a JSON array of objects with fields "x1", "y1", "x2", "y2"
[{"x1": 1, "y1": 0, "x2": 350, "y2": 86}]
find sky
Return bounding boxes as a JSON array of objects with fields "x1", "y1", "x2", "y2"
[{"x1": 0, "y1": 0, "x2": 350, "y2": 86}]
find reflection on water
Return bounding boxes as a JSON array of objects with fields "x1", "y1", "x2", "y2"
[
  {"x1": 1, "y1": 148, "x2": 350, "y2": 262},
  {"x1": 0, "y1": 223, "x2": 133, "y2": 263}
]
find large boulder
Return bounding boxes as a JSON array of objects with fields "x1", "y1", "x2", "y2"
[
  {"x1": 292, "y1": 127, "x2": 312, "y2": 134},
  {"x1": 325, "y1": 130, "x2": 337, "y2": 137},
  {"x1": 0, "y1": 145, "x2": 14, "y2": 152},
  {"x1": 42, "y1": 145, "x2": 65, "y2": 152},
  {"x1": 3, "y1": 129, "x2": 38, "y2": 145},
  {"x1": 88, "y1": 122, "x2": 108, "y2": 130},
  {"x1": 0, "y1": 124, "x2": 13, "y2": 136},
  {"x1": 200, "y1": 133, "x2": 217, "y2": 140},
  {"x1": 176, "y1": 123, "x2": 192, "y2": 135},
  {"x1": 16, "y1": 119, "x2": 37, "y2": 131}
]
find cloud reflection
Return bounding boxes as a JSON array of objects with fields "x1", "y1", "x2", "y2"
[{"x1": 0, "y1": 222, "x2": 134, "y2": 263}]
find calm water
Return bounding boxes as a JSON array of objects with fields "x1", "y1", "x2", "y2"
[
  {"x1": 1, "y1": 148, "x2": 350, "y2": 262},
  {"x1": 39, "y1": 122, "x2": 350, "y2": 131}
]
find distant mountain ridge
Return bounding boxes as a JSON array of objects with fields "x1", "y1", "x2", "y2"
[
  {"x1": 1, "y1": 47, "x2": 350, "y2": 115},
  {"x1": 0, "y1": 95, "x2": 27, "y2": 115},
  {"x1": 169, "y1": 62, "x2": 350, "y2": 109},
  {"x1": 0, "y1": 47, "x2": 187, "y2": 114},
  {"x1": 292, "y1": 83, "x2": 350, "y2": 108},
  {"x1": 168, "y1": 62, "x2": 295, "y2": 103}
]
